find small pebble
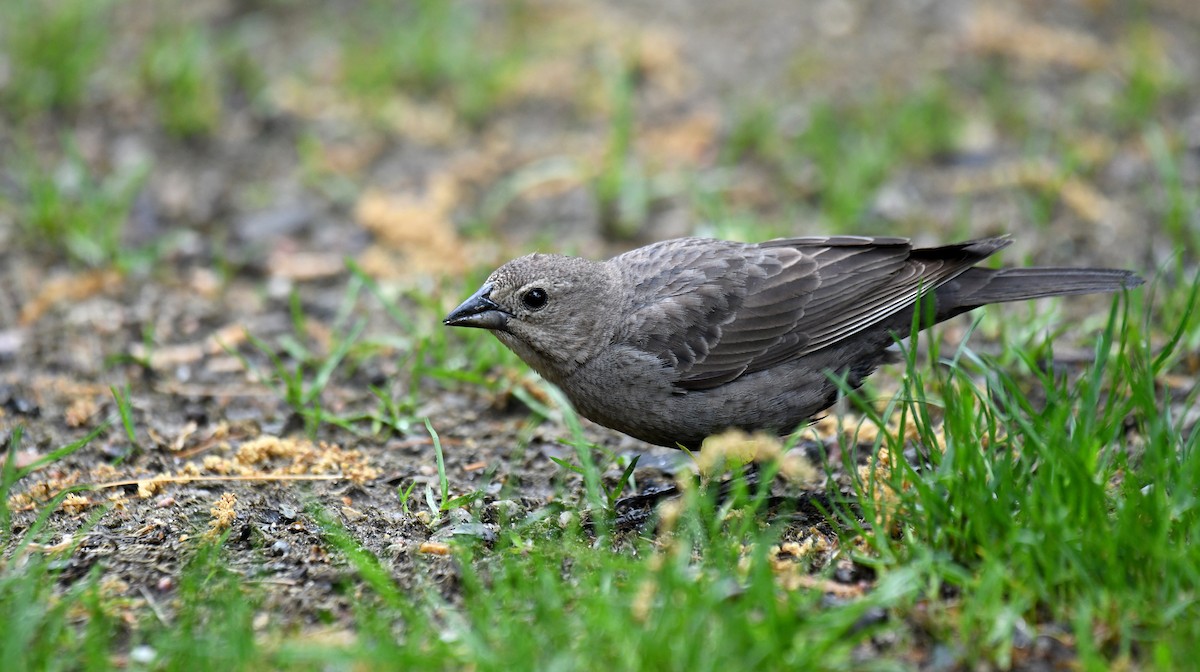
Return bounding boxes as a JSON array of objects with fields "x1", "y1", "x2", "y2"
[
  {"x1": 494, "y1": 500, "x2": 520, "y2": 518},
  {"x1": 129, "y1": 646, "x2": 157, "y2": 665}
]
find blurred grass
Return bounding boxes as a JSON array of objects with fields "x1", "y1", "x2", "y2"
[
  {"x1": 796, "y1": 85, "x2": 962, "y2": 231},
  {"x1": 1, "y1": 138, "x2": 149, "y2": 269},
  {"x1": 338, "y1": 0, "x2": 530, "y2": 126},
  {"x1": 1, "y1": 0, "x2": 112, "y2": 116},
  {"x1": 140, "y1": 24, "x2": 224, "y2": 138}
]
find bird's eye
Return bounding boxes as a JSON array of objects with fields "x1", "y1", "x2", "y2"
[{"x1": 521, "y1": 287, "x2": 548, "y2": 310}]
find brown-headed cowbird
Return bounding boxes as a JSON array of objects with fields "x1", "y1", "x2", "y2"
[{"x1": 444, "y1": 236, "x2": 1142, "y2": 449}]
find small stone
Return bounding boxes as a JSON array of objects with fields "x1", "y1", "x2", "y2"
[
  {"x1": 494, "y1": 500, "x2": 520, "y2": 518},
  {"x1": 130, "y1": 646, "x2": 157, "y2": 665}
]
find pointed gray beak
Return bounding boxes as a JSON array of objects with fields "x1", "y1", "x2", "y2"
[{"x1": 444, "y1": 283, "x2": 510, "y2": 330}]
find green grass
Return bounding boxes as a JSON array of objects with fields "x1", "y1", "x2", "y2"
[
  {"x1": 679, "y1": 86, "x2": 964, "y2": 237},
  {"x1": 0, "y1": 549, "x2": 109, "y2": 670},
  {"x1": 1145, "y1": 126, "x2": 1200, "y2": 256},
  {"x1": 337, "y1": 0, "x2": 527, "y2": 126},
  {"x1": 721, "y1": 101, "x2": 784, "y2": 167},
  {"x1": 1, "y1": 0, "x2": 112, "y2": 116},
  {"x1": 317, "y1": 493, "x2": 890, "y2": 671},
  {"x1": 140, "y1": 23, "x2": 224, "y2": 138},
  {"x1": 841, "y1": 284, "x2": 1200, "y2": 666},
  {"x1": 1113, "y1": 24, "x2": 1180, "y2": 132},
  {"x1": 795, "y1": 86, "x2": 962, "y2": 231},
  {"x1": 0, "y1": 138, "x2": 149, "y2": 269},
  {"x1": 593, "y1": 56, "x2": 648, "y2": 240},
  {"x1": 233, "y1": 284, "x2": 370, "y2": 437},
  {"x1": 136, "y1": 8, "x2": 273, "y2": 139},
  {"x1": 228, "y1": 260, "x2": 525, "y2": 439},
  {"x1": 0, "y1": 427, "x2": 110, "y2": 667}
]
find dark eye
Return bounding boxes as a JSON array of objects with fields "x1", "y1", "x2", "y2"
[{"x1": 522, "y1": 287, "x2": 548, "y2": 310}]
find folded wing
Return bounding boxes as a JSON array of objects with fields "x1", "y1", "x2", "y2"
[{"x1": 617, "y1": 236, "x2": 1011, "y2": 391}]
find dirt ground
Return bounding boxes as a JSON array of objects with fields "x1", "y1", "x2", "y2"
[{"x1": 1, "y1": 0, "x2": 1196, "y2": 652}]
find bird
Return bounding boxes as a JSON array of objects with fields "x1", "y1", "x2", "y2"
[{"x1": 444, "y1": 236, "x2": 1142, "y2": 449}]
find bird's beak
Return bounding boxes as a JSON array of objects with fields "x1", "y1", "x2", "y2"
[{"x1": 444, "y1": 283, "x2": 510, "y2": 330}]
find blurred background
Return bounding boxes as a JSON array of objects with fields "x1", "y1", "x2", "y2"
[
  {"x1": 1, "y1": 0, "x2": 1195, "y2": 289},
  {"x1": 4, "y1": 0, "x2": 1198, "y2": 446},
  {"x1": 2, "y1": 0, "x2": 1197, "y2": 446}
]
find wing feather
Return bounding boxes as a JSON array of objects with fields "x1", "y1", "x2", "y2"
[{"x1": 614, "y1": 236, "x2": 1008, "y2": 391}]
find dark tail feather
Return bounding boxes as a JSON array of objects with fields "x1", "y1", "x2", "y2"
[{"x1": 936, "y1": 267, "x2": 1143, "y2": 320}]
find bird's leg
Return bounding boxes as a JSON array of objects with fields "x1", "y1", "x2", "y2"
[{"x1": 605, "y1": 460, "x2": 772, "y2": 532}]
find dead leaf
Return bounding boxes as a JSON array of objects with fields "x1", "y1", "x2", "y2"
[
  {"x1": 19, "y1": 270, "x2": 121, "y2": 326},
  {"x1": 418, "y1": 541, "x2": 451, "y2": 555},
  {"x1": 267, "y1": 250, "x2": 345, "y2": 281},
  {"x1": 638, "y1": 110, "x2": 719, "y2": 169},
  {"x1": 355, "y1": 174, "x2": 467, "y2": 279},
  {"x1": 964, "y1": 6, "x2": 1110, "y2": 70},
  {"x1": 65, "y1": 396, "x2": 100, "y2": 428}
]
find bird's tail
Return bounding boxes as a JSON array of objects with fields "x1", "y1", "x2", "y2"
[{"x1": 935, "y1": 267, "x2": 1143, "y2": 320}]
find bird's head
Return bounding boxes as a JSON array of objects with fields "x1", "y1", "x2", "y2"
[{"x1": 444, "y1": 254, "x2": 621, "y2": 383}]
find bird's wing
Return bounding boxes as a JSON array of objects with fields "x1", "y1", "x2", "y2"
[{"x1": 618, "y1": 236, "x2": 1008, "y2": 391}]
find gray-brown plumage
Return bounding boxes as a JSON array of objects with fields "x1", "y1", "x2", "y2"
[{"x1": 444, "y1": 236, "x2": 1142, "y2": 449}]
